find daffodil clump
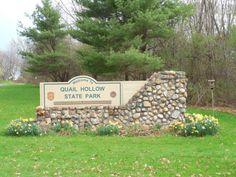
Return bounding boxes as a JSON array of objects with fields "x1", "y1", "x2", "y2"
[
  {"x1": 170, "y1": 113, "x2": 219, "y2": 137},
  {"x1": 52, "y1": 120, "x2": 77, "y2": 135},
  {"x1": 7, "y1": 118, "x2": 42, "y2": 136}
]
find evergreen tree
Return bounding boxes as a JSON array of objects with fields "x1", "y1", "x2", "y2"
[
  {"x1": 72, "y1": 0, "x2": 190, "y2": 80},
  {"x1": 20, "y1": 0, "x2": 79, "y2": 81}
]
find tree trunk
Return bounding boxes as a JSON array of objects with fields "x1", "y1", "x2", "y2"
[
  {"x1": 125, "y1": 72, "x2": 129, "y2": 81},
  {"x1": 142, "y1": 73, "x2": 147, "y2": 80}
]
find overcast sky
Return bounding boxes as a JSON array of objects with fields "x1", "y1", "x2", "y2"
[{"x1": 0, "y1": 0, "x2": 42, "y2": 50}]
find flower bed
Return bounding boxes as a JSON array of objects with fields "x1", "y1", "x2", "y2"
[
  {"x1": 7, "y1": 118, "x2": 42, "y2": 136},
  {"x1": 170, "y1": 113, "x2": 219, "y2": 137}
]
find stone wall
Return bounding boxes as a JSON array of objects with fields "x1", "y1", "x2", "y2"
[{"x1": 37, "y1": 71, "x2": 187, "y2": 130}]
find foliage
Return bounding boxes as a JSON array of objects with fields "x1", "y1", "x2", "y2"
[
  {"x1": 107, "y1": 48, "x2": 162, "y2": 79},
  {"x1": 156, "y1": 3, "x2": 236, "y2": 106},
  {"x1": 6, "y1": 118, "x2": 42, "y2": 136},
  {"x1": 153, "y1": 122, "x2": 162, "y2": 131},
  {"x1": 20, "y1": 0, "x2": 80, "y2": 81},
  {"x1": 51, "y1": 121, "x2": 77, "y2": 135},
  {"x1": 170, "y1": 113, "x2": 219, "y2": 137},
  {"x1": 72, "y1": 0, "x2": 190, "y2": 79},
  {"x1": 77, "y1": 46, "x2": 111, "y2": 78},
  {"x1": 96, "y1": 125, "x2": 119, "y2": 136}
]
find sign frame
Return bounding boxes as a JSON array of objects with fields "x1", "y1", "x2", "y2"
[{"x1": 40, "y1": 75, "x2": 122, "y2": 108}]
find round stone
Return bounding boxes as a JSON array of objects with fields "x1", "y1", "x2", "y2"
[
  {"x1": 136, "y1": 108, "x2": 141, "y2": 112},
  {"x1": 143, "y1": 101, "x2": 151, "y2": 108},
  {"x1": 171, "y1": 110, "x2": 181, "y2": 119},
  {"x1": 160, "y1": 103, "x2": 165, "y2": 108},
  {"x1": 156, "y1": 85, "x2": 161, "y2": 89},
  {"x1": 167, "y1": 91, "x2": 175, "y2": 98},
  {"x1": 179, "y1": 88, "x2": 185, "y2": 93},
  {"x1": 142, "y1": 108, "x2": 147, "y2": 111},
  {"x1": 133, "y1": 113, "x2": 141, "y2": 119},
  {"x1": 138, "y1": 99, "x2": 142, "y2": 102},
  {"x1": 162, "y1": 119, "x2": 167, "y2": 122},
  {"x1": 152, "y1": 101, "x2": 158, "y2": 106},
  {"x1": 163, "y1": 107, "x2": 168, "y2": 112},
  {"x1": 62, "y1": 110, "x2": 69, "y2": 115},
  {"x1": 147, "y1": 87, "x2": 152, "y2": 92},
  {"x1": 51, "y1": 113, "x2": 57, "y2": 119},
  {"x1": 91, "y1": 118, "x2": 99, "y2": 125},
  {"x1": 148, "y1": 97, "x2": 154, "y2": 101},
  {"x1": 143, "y1": 92, "x2": 148, "y2": 96},
  {"x1": 179, "y1": 97, "x2": 186, "y2": 104},
  {"x1": 153, "y1": 110, "x2": 158, "y2": 114},
  {"x1": 149, "y1": 112, "x2": 154, "y2": 117},
  {"x1": 171, "y1": 94, "x2": 179, "y2": 100},
  {"x1": 104, "y1": 113, "x2": 109, "y2": 118},
  {"x1": 163, "y1": 91, "x2": 168, "y2": 97}
]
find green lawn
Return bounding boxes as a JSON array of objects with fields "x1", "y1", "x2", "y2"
[{"x1": 0, "y1": 84, "x2": 236, "y2": 177}]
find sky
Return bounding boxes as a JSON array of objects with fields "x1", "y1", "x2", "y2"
[{"x1": 0, "y1": 0, "x2": 42, "y2": 51}]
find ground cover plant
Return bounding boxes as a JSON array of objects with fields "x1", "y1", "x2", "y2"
[
  {"x1": 0, "y1": 84, "x2": 236, "y2": 176},
  {"x1": 96, "y1": 125, "x2": 119, "y2": 136}
]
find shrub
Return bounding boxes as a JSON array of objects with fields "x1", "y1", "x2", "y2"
[
  {"x1": 96, "y1": 125, "x2": 119, "y2": 136},
  {"x1": 170, "y1": 113, "x2": 219, "y2": 137},
  {"x1": 7, "y1": 118, "x2": 42, "y2": 136},
  {"x1": 51, "y1": 121, "x2": 77, "y2": 135},
  {"x1": 153, "y1": 122, "x2": 162, "y2": 131}
]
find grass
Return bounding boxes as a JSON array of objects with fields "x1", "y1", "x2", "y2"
[
  {"x1": 0, "y1": 80, "x2": 23, "y2": 85},
  {"x1": 0, "y1": 84, "x2": 236, "y2": 176}
]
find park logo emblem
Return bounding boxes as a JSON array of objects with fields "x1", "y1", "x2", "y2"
[
  {"x1": 47, "y1": 92, "x2": 55, "y2": 101},
  {"x1": 110, "y1": 91, "x2": 117, "y2": 98}
]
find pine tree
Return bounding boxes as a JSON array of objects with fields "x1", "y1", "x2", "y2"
[
  {"x1": 72, "y1": 0, "x2": 190, "y2": 80},
  {"x1": 20, "y1": 0, "x2": 79, "y2": 81}
]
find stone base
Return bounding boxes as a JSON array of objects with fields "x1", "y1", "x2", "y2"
[{"x1": 37, "y1": 71, "x2": 187, "y2": 130}]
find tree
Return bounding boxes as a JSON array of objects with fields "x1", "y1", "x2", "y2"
[
  {"x1": 77, "y1": 46, "x2": 111, "y2": 79},
  {"x1": 20, "y1": 0, "x2": 80, "y2": 81},
  {"x1": 71, "y1": 0, "x2": 190, "y2": 80},
  {"x1": 0, "y1": 40, "x2": 22, "y2": 80},
  {"x1": 107, "y1": 48, "x2": 162, "y2": 80},
  {"x1": 154, "y1": 0, "x2": 236, "y2": 106}
]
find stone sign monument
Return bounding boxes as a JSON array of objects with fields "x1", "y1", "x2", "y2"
[
  {"x1": 40, "y1": 76, "x2": 146, "y2": 107},
  {"x1": 37, "y1": 71, "x2": 187, "y2": 130}
]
